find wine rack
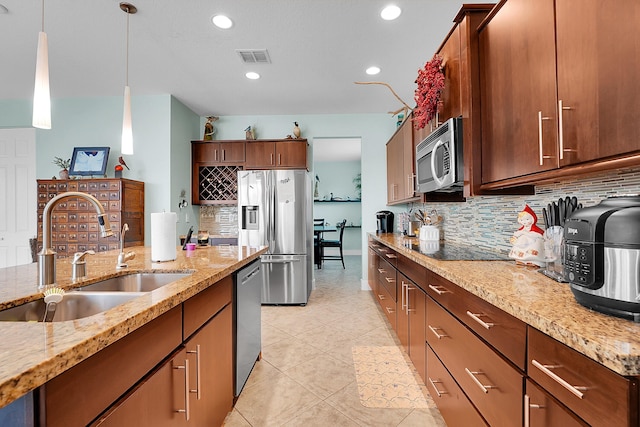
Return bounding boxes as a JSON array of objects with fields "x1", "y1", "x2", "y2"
[{"x1": 198, "y1": 165, "x2": 242, "y2": 204}]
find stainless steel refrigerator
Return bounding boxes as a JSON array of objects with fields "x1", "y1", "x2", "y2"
[{"x1": 237, "y1": 169, "x2": 312, "y2": 305}]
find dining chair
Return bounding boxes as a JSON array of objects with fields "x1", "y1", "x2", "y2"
[
  {"x1": 319, "y1": 219, "x2": 347, "y2": 268},
  {"x1": 313, "y1": 218, "x2": 325, "y2": 268}
]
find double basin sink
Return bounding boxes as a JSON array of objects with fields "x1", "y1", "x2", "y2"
[{"x1": 0, "y1": 273, "x2": 191, "y2": 322}]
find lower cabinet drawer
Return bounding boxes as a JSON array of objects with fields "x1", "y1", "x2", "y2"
[
  {"x1": 427, "y1": 297, "x2": 523, "y2": 426},
  {"x1": 528, "y1": 327, "x2": 638, "y2": 427},
  {"x1": 427, "y1": 345, "x2": 488, "y2": 427},
  {"x1": 374, "y1": 278, "x2": 396, "y2": 329},
  {"x1": 525, "y1": 379, "x2": 587, "y2": 427},
  {"x1": 377, "y1": 257, "x2": 397, "y2": 302}
]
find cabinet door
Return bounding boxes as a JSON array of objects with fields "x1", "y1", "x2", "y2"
[
  {"x1": 275, "y1": 140, "x2": 307, "y2": 168},
  {"x1": 437, "y1": 25, "x2": 461, "y2": 125},
  {"x1": 246, "y1": 141, "x2": 276, "y2": 168},
  {"x1": 186, "y1": 306, "x2": 233, "y2": 427},
  {"x1": 480, "y1": 0, "x2": 558, "y2": 183},
  {"x1": 396, "y1": 273, "x2": 410, "y2": 352},
  {"x1": 407, "y1": 283, "x2": 426, "y2": 382},
  {"x1": 555, "y1": 0, "x2": 640, "y2": 165},
  {"x1": 218, "y1": 141, "x2": 245, "y2": 163},
  {"x1": 93, "y1": 348, "x2": 189, "y2": 427},
  {"x1": 386, "y1": 133, "x2": 404, "y2": 203},
  {"x1": 525, "y1": 379, "x2": 587, "y2": 427},
  {"x1": 400, "y1": 120, "x2": 415, "y2": 199}
]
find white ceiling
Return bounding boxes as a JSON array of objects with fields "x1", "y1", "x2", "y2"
[{"x1": 0, "y1": 1, "x2": 492, "y2": 117}]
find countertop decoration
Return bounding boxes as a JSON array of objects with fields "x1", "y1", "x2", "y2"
[
  {"x1": 413, "y1": 54, "x2": 445, "y2": 130},
  {"x1": 509, "y1": 204, "x2": 546, "y2": 267},
  {"x1": 52, "y1": 156, "x2": 70, "y2": 179}
]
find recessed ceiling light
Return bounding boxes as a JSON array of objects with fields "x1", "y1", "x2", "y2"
[
  {"x1": 380, "y1": 5, "x2": 401, "y2": 20},
  {"x1": 212, "y1": 14, "x2": 233, "y2": 29},
  {"x1": 366, "y1": 66, "x2": 381, "y2": 75},
  {"x1": 246, "y1": 72, "x2": 260, "y2": 80}
]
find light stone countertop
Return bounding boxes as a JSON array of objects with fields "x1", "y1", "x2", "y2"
[
  {"x1": 0, "y1": 244, "x2": 267, "y2": 409},
  {"x1": 370, "y1": 233, "x2": 640, "y2": 377}
]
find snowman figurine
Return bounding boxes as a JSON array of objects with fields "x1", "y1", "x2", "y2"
[{"x1": 509, "y1": 204, "x2": 546, "y2": 267}]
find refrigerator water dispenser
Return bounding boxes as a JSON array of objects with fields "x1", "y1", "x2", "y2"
[{"x1": 241, "y1": 206, "x2": 259, "y2": 230}]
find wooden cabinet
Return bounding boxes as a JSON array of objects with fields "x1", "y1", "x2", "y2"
[
  {"x1": 191, "y1": 141, "x2": 243, "y2": 205},
  {"x1": 528, "y1": 327, "x2": 638, "y2": 426},
  {"x1": 386, "y1": 117, "x2": 418, "y2": 205},
  {"x1": 525, "y1": 379, "x2": 587, "y2": 427},
  {"x1": 37, "y1": 178, "x2": 144, "y2": 258},
  {"x1": 245, "y1": 139, "x2": 308, "y2": 170},
  {"x1": 427, "y1": 346, "x2": 488, "y2": 427},
  {"x1": 479, "y1": 0, "x2": 640, "y2": 188},
  {"x1": 427, "y1": 296, "x2": 523, "y2": 426},
  {"x1": 192, "y1": 140, "x2": 245, "y2": 164}
]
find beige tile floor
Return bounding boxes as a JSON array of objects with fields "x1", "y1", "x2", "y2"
[{"x1": 223, "y1": 256, "x2": 447, "y2": 427}]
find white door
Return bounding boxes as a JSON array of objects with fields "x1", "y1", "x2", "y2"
[{"x1": 0, "y1": 128, "x2": 37, "y2": 268}]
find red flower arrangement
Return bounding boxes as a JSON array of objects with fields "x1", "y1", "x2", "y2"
[{"x1": 413, "y1": 55, "x2": 445, "y2": 130}]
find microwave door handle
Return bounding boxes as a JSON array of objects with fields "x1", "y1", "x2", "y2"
[{"x1": 430, "y1": 139, "x2": 446, "y2": 187}]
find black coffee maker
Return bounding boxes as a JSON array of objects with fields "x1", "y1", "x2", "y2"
[{"x1": 376, "y1": 211, "x2": 394, "y2": 233}]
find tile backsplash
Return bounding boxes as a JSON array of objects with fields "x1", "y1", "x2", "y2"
[
  {"x1": 199, "y1": 205, "x2": 238, "y2": 237},
  {"x1": 415, "y1": 167, "x2": 640, "y2": 254}
]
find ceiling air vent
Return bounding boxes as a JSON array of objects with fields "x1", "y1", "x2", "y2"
[{"x1": 236, "y1": 49, "x2": 271, "y2": 64}]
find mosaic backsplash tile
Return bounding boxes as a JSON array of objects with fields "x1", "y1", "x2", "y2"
[
  {"x1": 414, "y1": 167, "x2": 640, "y2": 254},
  {"x1": 199, "y1": 205, "x2": 238, "y2": 237}
]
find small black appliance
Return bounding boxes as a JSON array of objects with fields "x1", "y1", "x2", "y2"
[
  {"x1": 376, "y1": 211, "x2": 394, "y2": 233},
  {"x1": 564, "y1": 195, "x2": 640, "y2": 322}
]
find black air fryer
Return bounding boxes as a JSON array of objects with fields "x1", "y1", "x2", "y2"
[
  {"x1": 565, "y1": 195, "x2": 640, "y2": 321},
  {"x1": 376, "y1": 211, "x2": 394, "y2": 233}
]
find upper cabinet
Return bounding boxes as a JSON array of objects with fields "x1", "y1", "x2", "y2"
[
  {"x1": 245, "y1": 139, "x2": 308, "y2": 170},
  {"x1": 387, "y1": 116, "x2": 419, "y2": 205},
  {"x1": 479, "y1": 0, "x2": 640, "y2": 188},
  {"x1": 192, "y1": 140, "x2": 245, "y2": 164}
]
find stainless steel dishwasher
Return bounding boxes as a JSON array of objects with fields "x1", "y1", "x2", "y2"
[{"x1": 234, "y1": 259, "x2": 263, "y2": 396}]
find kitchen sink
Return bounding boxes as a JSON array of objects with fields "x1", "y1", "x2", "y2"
[
  {"x1": 77, "y1": 272, "x2": 192, "y2": 292},
  {"x1": 0, "y1": 292, "x2": 144, "y2": 322}
]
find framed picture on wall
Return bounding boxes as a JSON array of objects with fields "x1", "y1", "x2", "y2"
[{"x1": 69, "y1": 146, "x2": 110, "y2": 176}]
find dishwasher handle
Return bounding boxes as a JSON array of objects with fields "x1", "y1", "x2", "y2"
[
  {"x1": 261, "y1": 258, "x2": 301, "y2": 264},
  {"x1": 241, "y1": 266, "x2": 261, "y2": 285}
]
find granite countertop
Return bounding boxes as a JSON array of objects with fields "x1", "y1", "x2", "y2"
[
  {"x1": 0, "y1": 244, "x2": 267, "y2": 409},
  {"x1": 370, "y1": 233, "x2": 640, "y2": 377}
]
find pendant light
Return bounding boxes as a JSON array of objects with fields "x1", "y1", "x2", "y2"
[
  {"x1": 32, "y1": 0, "x2": 51, "y2": 129},
  {"x1": 120, "y1": 2, "x2": 137, "y2": 155}
]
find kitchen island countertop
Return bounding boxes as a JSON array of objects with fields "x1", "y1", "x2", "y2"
[
  {"x1": 371, "y1": 233, "x2": 640, "y2": 376},
  {"x1": 0, "y1": 245, "x2": 267, "y2": 409}
]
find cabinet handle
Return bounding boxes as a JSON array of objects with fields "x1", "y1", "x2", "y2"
[
  {"x1": 385, "y1": 253, "x2": 397, "y2": 259},
  {"x1": 401, "y1": 282, "x2": 407, "y2": 310},
  {"x1": 465, "y1": 368, "x2": 495, "y2": 393},
  {"x1": 558, "y1": 100, "x2": 575, "y2": 160},
  {"x1": 174, "y1": 359, "x2": 191, "y2": 421},
  {"x1": 428, "y1": 284, "x2": 450, "y2": 295},
  {"x1": 214, "y1": 149, "x2": 219, "y2": 162},
  {"x1": 428, "y1": 377, "x2": 448, "y2": 397},
  {"x1": 222, "y1": 149, "x2": 226, "y2": 161},
  {"x1": 466, "y1": 311, "x2": 495, "y2": 329},
  {"x1": 385, "y1": 306, "x2": 395, "y2": 314},
  {"x1": 377, "y1": 294, "x2": 386, "y2": 300},
  {"x1": 377, "y1": 268, "x2": 386, "y2": 274},
  {"x1": 531, "y1": 359, "x2": 586, "y2": 399},
  {"x1": 270, "y1": 153, "x2": 274, "y2": 165},
  {"x1": 187, "y1": 344, "x2": 201, "y2": 400},
  {"x1": 538, "y1": 111, "x2": 553, "y2": 165},
  {"x1": 406, "y1": 285, "x2": 415, "y2": 313},
  {"x1": 278, "y1": 153, "x2": 282, "y2": 165},
  {"x1": 524, "y1": 394, "x2": 544, "y2": 427},
  {"x1": 428, "y1": 325, "x2": 448, "y2": 339},
  {"x1": 385, "y1": 277, "x2": 395, "y2": 283}
]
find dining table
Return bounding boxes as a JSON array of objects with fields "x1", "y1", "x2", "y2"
[{"x1": 314, "y1": 225, "x2": 336, "y2": 268}]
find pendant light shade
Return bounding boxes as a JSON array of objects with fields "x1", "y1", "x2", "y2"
[
  {"x1": 121, "y1": 85, "x2": 133, "y2": 154},
  {"x1": 120, "y1": 3, "x2": 137, "y2": 155},
  {"x1": 32, "y1": 1, "x2": 51, "y2": 129}
]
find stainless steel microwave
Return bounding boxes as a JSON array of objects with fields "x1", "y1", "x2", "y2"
[{"x1": 415, "y1": 117, "x2": 463, "y2": 193}]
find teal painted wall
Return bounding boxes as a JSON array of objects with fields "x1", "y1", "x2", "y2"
[{"x1": 0, "y1": 95, "x2": 200, "y2": 244}]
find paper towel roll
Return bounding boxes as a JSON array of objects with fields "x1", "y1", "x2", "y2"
[{"x1": 151, "y1": 212, "x2": 177, "y2": 262}]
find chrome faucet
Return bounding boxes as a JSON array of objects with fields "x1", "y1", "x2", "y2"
[
  {"x1": 116, "y1": 223, "x2": 135, "y2": 269},
  {"x1": 38, "y1": 192, "x2": 113, "y2": 288},
  {"x1": 71, "y1": 250, "x2": 95, "y2": 281}
]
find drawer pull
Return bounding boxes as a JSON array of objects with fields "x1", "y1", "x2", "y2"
[
  {"x1": 377, "y1": 268, "x2": 386, "y2": 273},
  {"x1": 531, "y1": 359, "x2": 585, "y2": 399},
  {"x1": 385, "y1": 307, "x2": 395, "y2": 314},
  {"x1": 377, "y1": 294, "x2": 386, "y2": 300},
  {"x1": 466, "y1": 311, "x2": 495, "y2": 329},
  {"x1": 428, "y1": 377, "x2": 448, "y2": 397},
  {"x1": 524, "y1": 394, "x2": 544, "y2": 427},
  {"x1": 428, "y1": 325, "x2": 448, "y2": 339},
  {"x1": 428, "y1": 284, "x2": 451, "y2": 295},
  {"x1": 385, "y1": 253, "x2": 397, "y2": 259},
  {"x1": 465, "y1": 368, "x2": 496, "y2": 393},
  {"x1": 385, "y1": 277, "x2": 396, "y2": 283}
]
